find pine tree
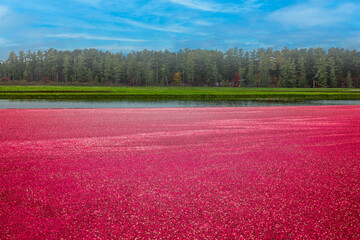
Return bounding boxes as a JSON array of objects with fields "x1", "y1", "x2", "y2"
[
  {"x1": 7, "y1": 51, "x2": 17, "y2": 80},
  {"x1": 62, "y1": 54, "x2": 71, "y2": 82},
  {"x1": 328, "y1": 58, "x2": 337, "y2": 88},
  {"x1": 258, "y1": 48, "x2": 273, "y2": 87},
  {"x1": 18, "y1": 50, "x2": 26, "y2": 80},
  {"x1": 314, "y1": 55, "x2": 328, "y2": 88},
  {"x1": 114, "y1": 55, "x2": 125, "y2": 85},
  {"x1": 126, "y1": 53, "x2": 137, "y2": 86},
  {"x1": 288, "y1": 59, "x2": 297, "y2": 87},
  {"x1": 185, "y1": 51, "x2": 195, "y2": 85},
  {"x1": 1, "y1": 47, "x2": 360, "y2": 88},
  {"x1": 104, "y1": 52, "x2": 113, "y2": 83},
  {"x1": 347, "y1": 71, "x2": 353, "y2": 88},
  {"x1": 246, "y1": 50, "x2": 256, "y2": 86},
  {"x1": 73, "y1": 54, "x2": 85, "y2": 82},
  {"x1": 298, "y1": 56, "x2": 308, "y2": 87},
  {"x1": 86, "y1": 68, "x2": 93, "y2": 82},
  {"x1": 36, "y1": 51, "x2": 44, "y2": 82},
  {"x1": 238, "y1": 51, "x2": 247, "y2": 86}
]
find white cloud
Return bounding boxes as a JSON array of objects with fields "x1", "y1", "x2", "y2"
[
  {"x1": 86, "y1": 45, "x2": 137, "y2": 50},
  {"x1": 0, "y1": 38, "x2": 9, "y2": 44},
  {"x1": 166, "y1": 0, "x2": 260, "y2": 13},
  {"x1": 116, "y1": 17, "x2": 189, "y2": 33},
  {"x1": 0, "y1": 38, "x2": 17, "y2": 47},
  {"x1": 269, "y1": 2, "x2": 358, "y2": 28},
  {"x1": 0, "y1": 5, "x2": 8, "y2": 18},
  {"x1": 167, "y1": 0, "x2": 216, "y2": 11},
  {"x1": 194, "y1": 20, "x2": 213, "y2": 26},
  {"x1": 75, "y1": 0, "x2": 102, "y2": 5},
  {"x1": 47, "y1": 33, "x2": 147, "y2": 42}
]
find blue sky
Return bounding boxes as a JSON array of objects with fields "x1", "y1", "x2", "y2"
[{"x1": 0, "y1": 0, "x2": 359, "y2": 60}]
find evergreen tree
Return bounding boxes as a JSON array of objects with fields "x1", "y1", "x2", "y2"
[
  {"x1": 62, "y1": 53, "x2": 71, "y2": 82},
  {"x1": 246, "y1": 50, "x2": 256, "y2": 86},
  {"x1": 73, "y1": 54, "x2": 85, "y2": 82},
  {"x1": 298, "y1": 56, "x2": 308, "y2": 87},
  {"x1": 7, "y1": 51, "x2": 17, "y2": 80},
  {"x1": 1, "y1": 47, "x2": 359, "y2": 88},
  {"x1": 185, "y1": 51, "x2": 195, "y2": 85},
  {"x1": 104, "y1": 51, "x2": 114, "y2": 83},
  {"x1": 347, "y1": 71, "x2": 353, "y2": 88},
  {"x1": 114, "y1": 53, "x2": 125, "y2": 84},
  {"x1": 258, "y1": 48, "x2": 272, "y2": 87},
  {"x1": 314, "y1": 55, "x2": 329, "y2": 88},
  {"x1": 288, "y1": 59, "x2": 297, "y2": 87}
]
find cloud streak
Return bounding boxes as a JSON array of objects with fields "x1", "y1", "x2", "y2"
[
  {"x1": 116, "y1": 17, "x2": 189, "y2": 33},
  {"x1": 47, "y1": 33, "x2": 147, "y2": 42},
  {"x1": 0, "y1": 0, "x2": 359, "y2": 60},
  {"x1": 166, "y1": 0, "x2": 260, "y2": 13},
  {"x1": 269, "y1": 2, "x2": 358, "y2": 27},
  {"x1": 75, "y1": 0, "x2": 102, "y2": 5},
  {"x1": 0, "y1": 38, "x2": 17, "y2": 47},
  {"x1": 0, "y1": 5, "x2": 8, "y2": 18},
  {"x1": 167, "y1": 0, "x2": 217, "y2": 11}
]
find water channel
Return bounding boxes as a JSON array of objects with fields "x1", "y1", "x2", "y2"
[{"x1": 1, "y1": 99, "x2": 360, "y2": 109}]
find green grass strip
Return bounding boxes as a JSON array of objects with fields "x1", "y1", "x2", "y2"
[{"x1": 0, "y1": 86, "x2": 359, "y2": 101}]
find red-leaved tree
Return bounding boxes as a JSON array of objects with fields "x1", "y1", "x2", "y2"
[{"x1": 232, "y1": 72, "x2": 240, "y2": 87}]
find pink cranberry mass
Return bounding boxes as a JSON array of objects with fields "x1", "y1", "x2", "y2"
[{"x1": 0, "y1": 106, "x2": 359, "y2": 239}]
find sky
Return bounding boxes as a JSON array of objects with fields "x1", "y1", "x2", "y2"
[{"x1": 0, "y1": 0, "x2": 359, "y2": 60}]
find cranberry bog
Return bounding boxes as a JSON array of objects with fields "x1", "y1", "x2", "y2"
[{"x1": 1, "y1": 106, "x2": 359, "y2": 239}]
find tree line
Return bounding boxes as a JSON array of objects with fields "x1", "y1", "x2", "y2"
[{"x1": 0, "y1": 47, "x2": 358, "y2": 88}]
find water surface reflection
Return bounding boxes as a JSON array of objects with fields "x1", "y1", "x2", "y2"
[{"x1": 0, "y1": 100, "x2": 360, "y2": 109}]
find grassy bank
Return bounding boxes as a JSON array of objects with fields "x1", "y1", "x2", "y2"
[{"x1": 0, "y1": 86, "x2": 359, "y2": 101}]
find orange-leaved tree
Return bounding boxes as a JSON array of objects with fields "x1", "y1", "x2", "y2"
[{"x1": 174, "y1": 72, "x2": 181, "y2": 85}]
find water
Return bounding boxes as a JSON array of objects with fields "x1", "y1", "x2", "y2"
[{"x1": 0, "y1": 99, "x2": 360, "y2": 109}]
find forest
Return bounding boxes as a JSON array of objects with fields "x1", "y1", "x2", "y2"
[{"x1": 0, "y1": 47, "x2": 358, "y2": 88}]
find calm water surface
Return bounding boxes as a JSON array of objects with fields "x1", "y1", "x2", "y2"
[{"x1": 0, "y1": 100, "x2": 360, "y2": 109}]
